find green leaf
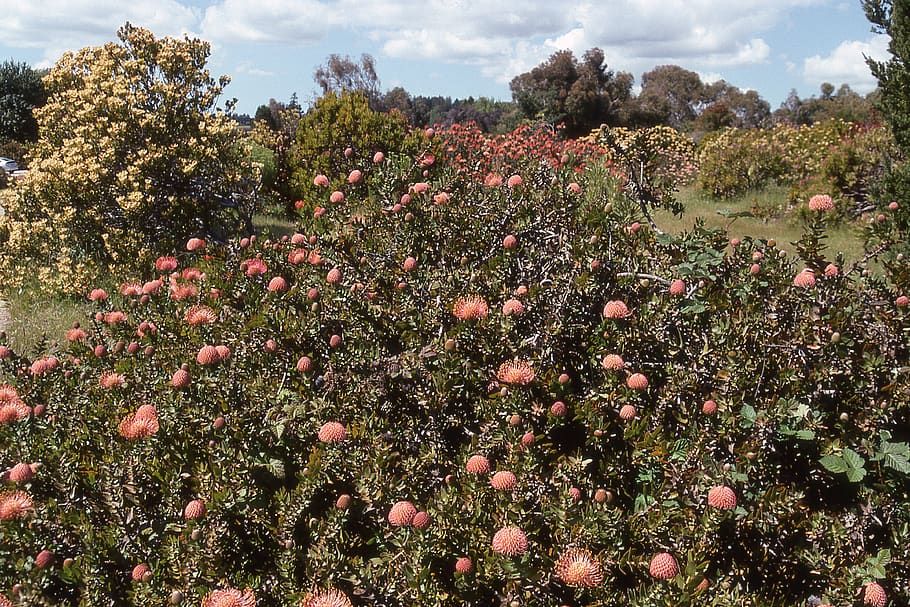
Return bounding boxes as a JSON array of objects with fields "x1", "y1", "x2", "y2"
[
  {"x1": 795, "y1": 430, "x2": 816, "y2": 441},
  {"x1": 820, "y1": 455, "x2": 848, "y2": 474},
  {"x1": 845, "y1": 467, "x2": 866, "y2": 483},
  {"x1": 843, "y1": 448, "x2": 865, "y2": 470},
  {"x1": 740, "y1": 404, "x2": 757, "y2": 427}
]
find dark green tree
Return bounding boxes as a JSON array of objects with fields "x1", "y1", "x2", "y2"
[
  {"x1": 510, "y1": 48, "x2": 632, "y2": 136},
  {"x1": 865, "y1": 0, "x2": 910, "y2": 147},
  {"x1": 0, "y1": 60, "x2": 47, "y2": 142}
]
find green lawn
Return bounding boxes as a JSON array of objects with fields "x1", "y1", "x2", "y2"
[{"x1": 655, "y1": 184, "x2": 867, "y2": 264}]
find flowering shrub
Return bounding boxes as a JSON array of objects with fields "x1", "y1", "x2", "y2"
[
  {"x1": 0, "y1": 24, "x2": 256, "y2": 295},
  {"x1": 0, "y1": 135, "x2": 909, "y2": 607}
]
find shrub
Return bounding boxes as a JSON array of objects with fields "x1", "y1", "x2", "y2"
[
  {"x1": 0, "y1": 24, "x2": 256, "y2": 296},
  {"x1": 1, "y1": 130, "x2": 909, "y2": 607}
]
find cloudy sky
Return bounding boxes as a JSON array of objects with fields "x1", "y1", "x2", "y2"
[{"x1": 0, "y1": 0, "x2": 890, "y2": 115}]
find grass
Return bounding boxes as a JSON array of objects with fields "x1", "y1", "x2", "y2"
[
  {"x1": 1, "y1": 290, "x2": 88, "y2": 356},
  {"x1": 654, "y1": 184, "x2": 867, "y2": 264},
  {"x1": 253, "y1": 212, "x2": 297, "y2": 239}
]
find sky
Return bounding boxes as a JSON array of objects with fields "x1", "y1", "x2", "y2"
[{"x1": 0, "y1": 0, "x2": 892, "y2": 116}]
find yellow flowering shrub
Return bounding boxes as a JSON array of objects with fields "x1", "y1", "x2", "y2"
[{"x1": 0, "y1": 23, "x2": 256, "y2": 294}]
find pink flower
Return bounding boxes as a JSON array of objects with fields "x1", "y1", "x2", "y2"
[
  {"x1": 506, "y1": 174, "x2": 522, "y2": 188},
  {"x1": 329, "y1": 191, "x2": 344, "y2": 203},
  {"x1": 808, "y1": 194, "x2": 834, "y2": 212},
  {"x1": 314, "y1": 174, "x2": 329, "y2": 187},
  {"x1": 347, "y1": 169, "x2": 362, "y2": 184}
]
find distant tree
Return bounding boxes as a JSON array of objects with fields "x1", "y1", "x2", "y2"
[
  {"x1": 254, "y1": 104, "x2": 278, "y2": 130},
  {"x1": 773, "y1": 84, "x2": 875, "y2": 125},
  {"x1": 700, "y1": 80, "x2": 770, "y2": 129},
  {"x1": 634, "y1": 65, "x2": 705, "y2": 129},
  {"x1": 0, "y1": 60, "x2": 47, "y2": 142},
  {"x1": 510, "y1": 48, "x2": 632, "y2": 136},
  {"x1": 314, "y1": 53, "x2": 381, "y2": 108}
]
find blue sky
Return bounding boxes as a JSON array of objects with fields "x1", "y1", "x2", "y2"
[{"x1": 0, "y1": 0, "x2": 890, "y2": 116}]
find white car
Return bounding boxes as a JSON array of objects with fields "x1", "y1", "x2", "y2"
[{"x1": 0, "y1": 158, "x2": 18, "y2": 173}]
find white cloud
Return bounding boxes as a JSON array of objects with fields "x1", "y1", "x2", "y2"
[
  {"x1": 803, "y1": 34, "x2": 890, "y2": 92},
  {"x1": 235, "y1": 61, "x2": 276, "y2": 77},
  {"x1": 0, "y1": 0, "x2": 199, "y2": 49},
  {"x1": 200, "y1": 0, "x2": 330, "y2": 44}
]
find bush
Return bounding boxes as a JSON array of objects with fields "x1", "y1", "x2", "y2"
[
  {"x1": 1, "y1": 132, "x2": 909, "y2": 606},
  {"x1": 0, "y1": 24, "x2": 257, "y2": 296}
]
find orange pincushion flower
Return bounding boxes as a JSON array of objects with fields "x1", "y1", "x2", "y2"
[
  {"x1": 120, "y1": 282, "x2": 142, "y2": 296},
  {"x1": 119, "y1": 405, "x2": 158, "y2": 440},
  {"x1": 501, "y1": 299, "x2": 525, "y2": 316},
  {"x1": 0, "y1": 397, "x2": 29, "y2": 423},
  {"x1": 66, "y1": 327, "x2": 88, "y2": 341},
  {"x1": 388, "y1": 500, "x2": 417, "y2": 526},
  {"x1": 243, "y1": 258, "x2": 268, "y2": 277},
  {"x1": 412, "y1": 511, "x2": 430, "y2": 529},
  {"x1": 649, "y1": 552, "x2": 679, "y2": 579},
  {"x1": 104, "y1": 311, "x2": 127, "y2": 324},
  {"x1": 171, "y1": 368, "x2": 191, "y2": 388},
  {"x1": 8, "y1": 462, "x2": 35, "y2": 483},
  {"x1": 619, "y1": 404, "x2": 637, "y2": 420},
  {"x1": 453, "y1": 296, "x2": 489, "y2": 320},
  {"x1": 326, "y1": 268, "x2": 341, "y2": 284},
  {"x1": 297, "y1": 356, "x2": 313, "y2": 372},
  {"x1": 554, "y1": 548, "x2": 604, "y2": 587},
  {"x1": 88, "y1": 288, "x2": 109, "y2": 301},
  {"x1": 793, "y1": 270, "x2": 816, "y2": 288},
  {"x1": 299, "y1": 588, "x2": 353, "y2": 607},
  {"x1": 99, "y1": 371, "x2": 126, "y2": 389},
  {"x1": 490, "y1": 470, "x2": 517, "y2": 491},
  {"x1": 702, "y1": 399, "x2": 718, "y2": 414},
  {"x1": 155, "y1": 255, "x2": 178, "y2": 272},
  {"x1": 0, "y1": 490, "x2": 33, "y2": 520},
  {"x1": 707, "y1": 485, "x2": 737, "y2": 510},
  {"x1": 465, "y1": 455, "x2": 491, "y2": 475},
  {"x1": 603, "y1": 300, "x2": 631, "y2": 319},
  {"x1": 268, "y1": 276, "x2": 288, "y2": 292},
  {"x1": 131, "y1": 563, "x2": 150, "y2": 581},
  {"x1": 215, "y1": 345, "x2": 231, "y2": 361},
  {"x1": 318, "y1": 421, "x2": 346, "y2": 443},
  {"x1": 497, "y1": 360, "x2": 535, "y2": 386},
  {"x1": 492, "y1": 525, "x2": 528, "y2": 556},
  {"x1": 184, "y1": 499, "x2": 207, "y2": 520},
  {"x1": 626, "y1": 373, "x2": 649, "y2": 390},
  {"x1": 669, "y1": 279, "x2": 686, "y2": 296},
  {"x1": 808, "y1": 194, "x2": 834, "y2": 211},
  {"x1": 197, "y1": 345, "x2": 221, "y2": 365},
  {"x1": 35, "y1": 549, "x2": 55, "y2": 568},
  {"x1": 201, "y1": 587, "x2": 256, "y2": 607},
  {"x1": 601, "y1": 354, "x2": 625, "y2": 370},
  {"x1": 186, "y1": 237, "x2": 206, "y2": 251},
  {"x1": 455, "y1": 556, "x2": 474, "y2": 574},
  {"x1": 863, "y1": 582, "x2": 887, "y2": 607},
  {"x1": 185, "y1": 305, "x2": 217, "y2": 325}
]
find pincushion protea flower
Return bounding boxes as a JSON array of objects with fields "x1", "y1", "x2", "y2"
[
  {"x1": 626, "y1": 373, "x2": 649, "y2": 390},
  {"x1": 497, "y1": 360, "x2": 535, "y2": 386},
  {"x1": 0, "y1": 385, "x2": 28, "y2": 423},
  {"x1": 7, "y1": 462, "x2": 35, "y2": 483},
  {"x1": 412, "y1": 511, "x2": 430, "y2": 529},
  {"x1": 808, "y1": 194, "x2": 834, "y2": 211},
  {"x1": 455, "y1": 556, "x2": 474, "y2": 574},
  {"x1": 603, "y1": 300, "x2": 631, "y2": 319},
  {"x1": 649, "y1": 552, "x2": 679, "y2": 579},
  {"x1": 793, "y1": 269, "x2": 816, "y2": 288},
  {"x1": 131, "y1": 563, "x2": 150, "y2": 581},
  {"x1": 492, "y1": 525, "x2": 528, "y2": 556},
  {"x1": 119, "y1": 406, "x2": 159, "y2": 440},
  {"x1": 318, "y1": 421, "x2": 346, "y2": 443},
  {"x1": 601, "y1": 354, "x2": 625, "y2": 370},
  {"x1": 197, "y1": 345, "x2": 221, "y2": 365},
  {"x1": 299, "y1": 588, "x2": 352, "y2": 607},
  {"x1": 465, "y1": 455, "x2": 491, "y2": 475},
  {"x1": 669, "y1": 279, "x2": 686, "y2": 296},
  {"x1": 184, "y1": 499, "x2": 206, "y2": 520},
  {"x1": 171, "y1": 368, "x2": 191, "y2": 388},
  {"x1": 707, "y1": 485, "x2": 737, "y2": 510},
  {"x1": 0, "y1": 490, "x2": 33, "y2": 520},
  {"x1": 554, "y1": 547, "x2": 604, "y2": 587},
  {"x1": 864, "y1": 581, "x2": 887, "y2": 607},
  {"x1": 388, "y1": 500, "x2": 417, "y2": 526},
  {"x1": 35, "y1": 549, "x2": 55, "y2": 568},
  {"x1": 619, "y1": 404, "x2": 637, "y2": 420},
  {"x1": 185, "y1": 305, "x2": 217, "y2": 325},
  {"x1": 201, "y1": 586, "x2": 256, "y2": 607},
  {"x1": 490, "y1": 470, "x2": 517, "y2": 490},
  {"x1": 99, "y1": 371, "x2": 126, "y2": 389},
  {"x1": 501, "y1": 299, "x2": 525, "y2": 315},
  {"x1": 453, "y1": 296, "x2": 489, "y2": 320}
]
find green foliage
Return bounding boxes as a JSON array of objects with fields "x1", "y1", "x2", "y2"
[
  {"x1": 1, "y1": 127, "x2": 910, "y2": 606},
  {"x1": 0, "y1": 60, "x2": 46, "y2": 143},
  {"x1": 0, "y1": 23, "x2": 257, "y2": 295},
  {"x1": 289, "y1": 90, "x2": 436, "y2": 216}
]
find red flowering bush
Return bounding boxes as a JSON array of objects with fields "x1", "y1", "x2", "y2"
[{"x1": 0, "y1": 126, "x2": 908, "y2": 607}]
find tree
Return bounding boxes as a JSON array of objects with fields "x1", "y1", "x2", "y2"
[
  {"x1": 634, "y1": 65, "x2": 706, "y2": 129},
  {"x1": 314, "y1": 53, "x2": 381, "y2": 109},
  {"x1": 0, "y1": 23, "x2": 256, "y2": 294},
  {"x1": 510, "y1": 48, "x2": 632, "y2": 136},
  {"x1": 865, "y1": 0, "x2": 910, "y2": 148},
  {"x1": 0, "y1": 60, "x2": 46, "y2": 142}
]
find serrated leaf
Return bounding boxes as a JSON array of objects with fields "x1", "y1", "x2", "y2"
[
  {"x1": 845, "y1": 467, "x2": 866, "y2": 483},
  {"x1": 843, "y1": 448, "x2": 865, "y2": 470},
  {"x1": 740, "y1": 404, "x2": 756, "y2": 427},
  {"x1": 883, "y1": 452, "x2": 910, "y2": 474},
  {"x1": 820, "y1": 455, "x2": 848, "y2": 473}
]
